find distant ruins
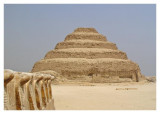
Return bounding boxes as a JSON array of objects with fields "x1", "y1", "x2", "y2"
[{"x1": 31, "y1": 28, "x2": 145, "y2": 83}]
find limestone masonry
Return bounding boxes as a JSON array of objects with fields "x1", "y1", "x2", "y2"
[
  {"x1": 31, "y1": 28, "x2": 145, "y2": 83},
  {"x1": 4, "y1": 69, "x2": 55, "y2": 110}
]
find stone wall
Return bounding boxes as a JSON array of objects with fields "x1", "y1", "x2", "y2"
[{"x1": 4, "y1": 69, "x2": 55, "y2": 110}]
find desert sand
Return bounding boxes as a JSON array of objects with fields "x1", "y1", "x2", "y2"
[{"x1": 52, "y1": 82, "x2": 156, "y2": 110}]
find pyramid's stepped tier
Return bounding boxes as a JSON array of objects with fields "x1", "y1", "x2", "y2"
[
  {"x1": 55, "y1": 40, "x2": 118, "y2": 49},
  {"x1": 44, "y1": 48, "x2": 128, "y2": 59},
  {"x1": 65, "y1": 28, "x2": 107, "y2": 41},
  {"x1": 31, "y1": 58, "x2": 142, "y2": 82},
  {"x1": 32, "y1": 58, "x2": 139, "y2": 72},
  {"x1": 65, "y1": 33, "x2": 107, "y2": 41},
  {"x1": 74, "y1": 28, "x2": 98, "y2": 33}
]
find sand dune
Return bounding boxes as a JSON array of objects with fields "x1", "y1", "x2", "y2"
[{"x1": 52, "y1": 82, "x2": 156, "y2": 110}]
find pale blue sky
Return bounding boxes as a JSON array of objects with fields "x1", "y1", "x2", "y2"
[{"x1": 4, "y1": 4, "x2": 156, "y2": 76}]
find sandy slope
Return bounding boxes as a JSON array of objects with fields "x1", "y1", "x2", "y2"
[{"x1": 52, "y1": 82, "x2": 156, "y2": 110}]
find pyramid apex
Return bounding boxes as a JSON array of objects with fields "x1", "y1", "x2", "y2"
[{"x1": 74, "y1": 27, "x2": 98, "y2": 33}]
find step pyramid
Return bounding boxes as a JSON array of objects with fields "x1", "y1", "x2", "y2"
[{"x1": 31, "y1": 28, "x2": 145, "y2": 83}]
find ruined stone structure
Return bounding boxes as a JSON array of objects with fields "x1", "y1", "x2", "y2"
[
  {"x1": 31, "y1": 28, "x2": 145, "y2": 83},
  {"x1": 4, "y1": 69, "x2": 55, "y2": 110}
]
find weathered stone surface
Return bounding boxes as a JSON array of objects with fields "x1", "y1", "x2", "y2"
[
  {"x1": 55, "y1": 40, "x2": 117, "y2": 50},
  {"x1": 44, "y1": 48, "x2": 128, "y2": 59},
  {"x1": 4, "y1": 69, "x2": 55, "y2": 110},
  {"x1": 31, "y1": 27, "x2": 145, "y2": 83}
]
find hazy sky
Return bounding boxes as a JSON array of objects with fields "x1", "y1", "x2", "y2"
[{"x1": 4, "y1": 4, "x2": 156, "y2": 76}]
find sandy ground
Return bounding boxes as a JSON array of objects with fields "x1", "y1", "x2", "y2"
[{"x1": 52, "y1": 82, "x2": 156, "y2": 110}]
